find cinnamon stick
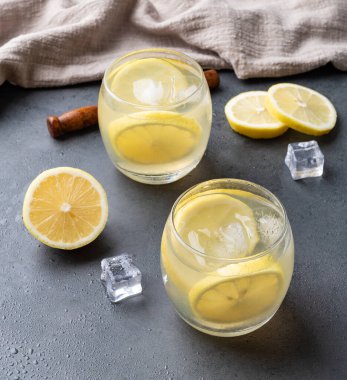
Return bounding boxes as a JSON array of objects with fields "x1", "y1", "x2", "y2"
[
  {"x1": 204, "y1": 69, "x2": 220, "y2": 90},
  {"x1": 47, "y1": 105, "x2": 98, "y2": 138}
]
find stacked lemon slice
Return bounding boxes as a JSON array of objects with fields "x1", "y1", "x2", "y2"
[{"x1": 225, "y1": 83, "x2": 336, "y2": 138}]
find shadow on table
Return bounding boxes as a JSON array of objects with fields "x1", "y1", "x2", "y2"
[
  {"x1": 179, "y1": 299, "x2": 321, "y2": 368},
  {"x1": 38, "y1": 233, "x2": 116, "y2": 264}
]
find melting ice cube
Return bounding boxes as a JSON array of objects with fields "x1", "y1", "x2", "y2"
[
  {"x1": 101, "y1": 254, "x2": 142, "y2": 303},
  {"x1": 285, "y1": 141, "x2": 324, "y2": 180},
  {"x1": 133, "y1": 79, "x2": 164, "y2": 105}
]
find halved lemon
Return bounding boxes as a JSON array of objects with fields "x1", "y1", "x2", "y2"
[
  {"x1": 265, "y1": 83, "x2": 337, "y2": 136},
  {"x1": 189, "y1": 258, "x2": 283, "y2": 324},
  {"x1": 225, "y1": 91, "x2": 288, "y2": 138},
  {"x1": 109, "y1": 111, "x2": 201, "y2": 165},
  {"x1": 22, "y1": 167, "x2": 108, "y2": 250}
]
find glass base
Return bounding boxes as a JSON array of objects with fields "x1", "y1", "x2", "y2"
[
  {"x1": 176, "y1": 310, "x2": 278, "y2": 337},
  {"x1": 116, "y1": 164, "x2": 199, "y2": 185}
]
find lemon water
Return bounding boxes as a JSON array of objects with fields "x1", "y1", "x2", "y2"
[
  {"x1": 161, "y1": 189, "x2": 294, "y2": 336},
  {"x1": 98, "y1": 57, "x2": 212, "y2": 183}
]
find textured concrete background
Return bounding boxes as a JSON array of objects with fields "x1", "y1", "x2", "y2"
[{"x1": 0, "y1": 65, "x2": 346, "y2": 379}]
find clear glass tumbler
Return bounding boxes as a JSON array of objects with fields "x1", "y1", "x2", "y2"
[
  {"x1": 161, "y1": 179, "x2": 294, "y2": 336},
  {"x1": 98, "y1": 48, "x2": 212, "y2": 184}
]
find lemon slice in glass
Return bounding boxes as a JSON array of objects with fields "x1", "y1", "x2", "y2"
[
  {"x1": 189, "y1": 258, "x2": 283, "y2": 324},
  {"x1": 175, "y1": 193, "x2": 259, "y2": 259},
  {"x1": 22, "y1": 167, "x2": 108, "y2": 250},
  {"x1": 265, "y1": 83, "x2": 337, "y2": 136},
  {"x1": 108, "y1": 57, "x2": 190, "y2": 106},
  {"x1": 225, "y1": 91, "x2": 288, "y2": 139},
  {"x1": 162, "y1": 192, "x2": 261, "y2": 293},
  {"x1": 109, "y1": 111, "x2": 201, "y2": 165}
]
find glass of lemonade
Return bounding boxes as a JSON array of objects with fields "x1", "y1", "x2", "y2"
[
  {"x1": 98, "y1": 49, "x2": 212, "y2": 184},
  {"x1": 161, "y1": 179, "x2": 294, "y2": 336}
]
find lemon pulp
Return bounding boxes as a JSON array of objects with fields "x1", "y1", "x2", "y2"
[
  {"x1": 225, "y1": 91, "x2": 288, "y2": 139},
  {"x1": 189, "y1": 259, "x2": 283, "y2": 324},
  {"x1": 109, "y1": 111, "x2": 201, "y2": 165},
  {"x1": 108, "y1": 57, "x2": 198, "y2": 106},
  {"x1": 265, "y1": 83, "x2": 337, "y2": 135},
  {"x1": 22, "y1": 167, "x2": 108, "y2": 250},
  {"x1": 175, "y1": 193, "x2": 259, "y2": 259}
]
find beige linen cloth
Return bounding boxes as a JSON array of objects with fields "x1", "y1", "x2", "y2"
[{"x1": 0, "y1": 0, "x2": 346, "y2": 87}]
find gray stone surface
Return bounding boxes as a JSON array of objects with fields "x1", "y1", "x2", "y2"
[{"x1": 0, "y1": 65, "x2": 346, "y2": 379}]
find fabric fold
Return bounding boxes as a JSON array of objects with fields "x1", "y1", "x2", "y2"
[{"x1": 0, "y1": 0, "x2": 346, "y2": 87}]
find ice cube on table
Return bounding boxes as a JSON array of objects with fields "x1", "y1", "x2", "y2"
[
  {"x1": 285, "y1": 141, "x2": 324, "y2": 180},
  {"x1": 101, "y1": 254, "x2": 142, "y2": 303}
]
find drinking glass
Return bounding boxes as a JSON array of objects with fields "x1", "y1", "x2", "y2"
[
  {"x1": 161, "y1": 179, "x2": 294, "y2": 336},
  {"x1": 98, "y1": 48, "x2": 212, "y2": 184}
]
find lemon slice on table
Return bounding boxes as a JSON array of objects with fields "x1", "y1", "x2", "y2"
[
  {"x1": 265, "y1": 83, "x2": 337, "y2": 136},
  {"x1": 108, "y1": 57, "x2": 189, "y2": 106},
  {"x1": 109, "y1": 111, "x2": 201, "y2": 165},
  {"x1": 225, "y1": 91, "x2": 288, "y2": 139},
  {"x1": 23, "y1": 167, "x2": 108, "y2": 250},
  {"x1": 189, "y1": 258, "x2": 283, "y2": 324}
]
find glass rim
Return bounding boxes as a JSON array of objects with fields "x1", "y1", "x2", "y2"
[
  {"x1": 170, "y1": 178, "x2": 289, "y2": 263},
  {"x1": 102, "y1": 48, "x2": 205, "y2": 109}
]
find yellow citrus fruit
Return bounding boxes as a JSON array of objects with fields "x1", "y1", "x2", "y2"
[
  {"x1": 189, "y1": 257, "x2": 283, "y2": 324},
  {"x1": 161, "y1": 191, "x2": 261, "y2": 293},
  {"x1": 225, "y1": 91, "x2": 288, "y2": 139},
  {"x1": 108, "y1": 57, "x2": 189, "y2": 106},
  {"x1": 265, "y1": 83, "x2": 337, "y2": 136},
  {"x1": 109, "y1": 111, "x2": 201, "y2": 165},
  {"x1": 22, "y1": 167, "x2": 108, "y2": 250},
  {"x1": 174, "y1": 193, "x2": 259, "y2": 259}
]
